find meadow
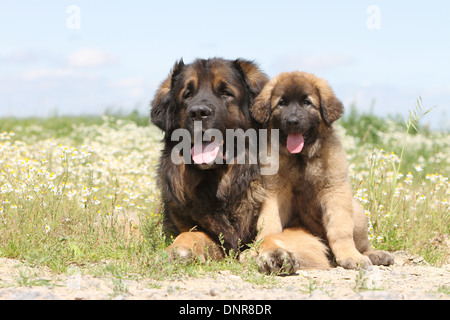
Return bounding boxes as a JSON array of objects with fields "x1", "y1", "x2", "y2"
[{"x1": 0, "y1": 105, "x2": 448, "y2": 282}]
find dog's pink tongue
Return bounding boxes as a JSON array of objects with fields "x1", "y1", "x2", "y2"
[
  {"x1": 191, "y1": 141, "x2": 220, "y2": 164},
  {"x1": 287, "y1": 133, "x2": 304, "y2": 153}
]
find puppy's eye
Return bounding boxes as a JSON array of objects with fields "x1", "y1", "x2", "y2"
[
  {"x1": 303, "y1": 99, "x2": 312, "y2": 106},
  {"x1": 278, "y1": 98, "x2": 287, "y2": 107}
]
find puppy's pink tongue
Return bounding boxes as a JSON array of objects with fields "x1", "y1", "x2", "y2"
[
  {"x1": 287, "y1": 133, "x2": 304, "y2": 153},
  {"x1": 191, "y1": 141, "x2": 220, "y2": 164}
]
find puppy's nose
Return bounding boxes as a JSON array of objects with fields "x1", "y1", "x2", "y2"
[
  {"x1": 188, "y1": 105, "x2": 212, "y2": 121},
  {"x1": 286, "y1": 116, "x2": 300, "y2": 129}
]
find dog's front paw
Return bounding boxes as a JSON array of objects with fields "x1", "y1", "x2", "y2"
[
  {"x1": 166, "y1": 245, "x2": 193, "y2": 263},
  {"x1": 257, "y1": 248, "x2": 300, "y2": 275}
]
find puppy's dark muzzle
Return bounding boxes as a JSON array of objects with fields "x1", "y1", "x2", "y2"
[
  {"x1": 188, "y1": 105, "x2": 213, "y2": 122},
  {"x1": 286, "y1": 116, "x2": 301, "y2": 131},
  {"x1": 284, "y1": 116, "x2": 309, "y2": 135}
]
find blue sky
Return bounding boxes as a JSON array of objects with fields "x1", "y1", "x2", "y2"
[{"x1": 1, "y1": 0, "x2": 449, "y2": 129}]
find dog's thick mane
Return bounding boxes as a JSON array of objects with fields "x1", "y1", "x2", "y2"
[
  {"x1": 151, "y1": 58, "x2": 269, "y2": 252},
  {"x1": 158, "y1": 140, "x2": 265, "y2": 251}
]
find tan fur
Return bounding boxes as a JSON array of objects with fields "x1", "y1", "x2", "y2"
[
  {"x1": 167, "y1": 231, "x2": 224, "y2": 262},
  {"x1": 259, "y1": 228, "x2": 330, "y2": 270},
  {"x1": 256, "y1": 189, "x2": 292, "y2": 241},
  {"x1": 250, "y1": 72, "x2": 394, "y2": 272}
]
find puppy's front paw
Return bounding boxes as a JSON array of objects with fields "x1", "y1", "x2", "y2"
[
  {"x1": 337, "y1": 253, "x2": 372, "y2": 270},
  {"x1": 364, "y1": 249, "x2": 394, "y2": 266}
]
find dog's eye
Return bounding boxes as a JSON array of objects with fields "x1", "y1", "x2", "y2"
[
  {"x1": 278, "y1": 98, "x2": 287, "y2": 107},
  {"x1": 303, "y1": 99, "x2": 312, "y2": 106},
  {"x1": 182, "y1": 81, "x2": 195, "y2": 100},
  {"x1": 219, "y1": 83, "x2": 234, "y2": 98},
  {"x1": 182, "y1": 89, "x2": 192, "y2": 100},
  {"x1": 221, "y1": 88, "x2": 234, "y2": 97}
]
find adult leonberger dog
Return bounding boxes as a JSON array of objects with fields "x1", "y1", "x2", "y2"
[
  {"x1": 150, "y1": 58, "x2": 268, "y2": 261},
  {"x1": 250, "y1": 71, "x2": 394, "y2": 273}
]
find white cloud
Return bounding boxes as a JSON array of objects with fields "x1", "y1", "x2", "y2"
[
  {"x1": 67, "y1": 48, "x2": 117, "y2": 68},
  {"x1": 333, "y1": 83, "x2": 450, "y2": 130},
  {"x1": 269, "y1": 53, "x2": 354, "y2": 75},
  {"x1": 423, "y1": 84, "x2": 450, "y2": 97},
  {"x1": 109, "y1": 77, "x2": 145, "y2": 88},
  {"x1": 19, "y1": 68, "x2": 76, "y2": 80},
  {"x1": 15, "y1": 48, "x2": 116, "y2": 80},
  {"x1": 0, "y1": 50, "x2": 38, "y2": 64},
  {"x1": 107, "y1": 76, "x2": 147, "y2": 99}
]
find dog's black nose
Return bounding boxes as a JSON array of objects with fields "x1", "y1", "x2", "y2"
[
  {"x1": 188, "y1": 105, "x2": 212, "y2": 121},
  {"x1": 286, "y1": 116, "x2": 300, "y2": 129}
]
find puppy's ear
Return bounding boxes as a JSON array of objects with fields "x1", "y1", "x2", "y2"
[
  {"x1": 315, "y1": 78, "x2": 344, "y2": 126},
  {"x1": 150, "y1": 59, "x2": 185, "y2": 131},
  {"x1": 233, "y1": 59, "x2": 268, "y2": 100},
  {"x1": 249, "y1": 81, "x2": 273, "y2": 125}
]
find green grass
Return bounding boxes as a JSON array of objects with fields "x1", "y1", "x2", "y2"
[
  {"x1": 0, "y1": 106, "x2": 448, "y2": 282},
  {"x1": 0, "y1": 112, "x2": 271, "y2": 283},
  {"x1": 339, "y1": 101, "x2": 449, "y2": 265}
]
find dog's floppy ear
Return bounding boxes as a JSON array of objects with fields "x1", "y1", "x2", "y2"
[
  {"x1": 233, "y1": 59, "x2": 268, "y2": 102},
  {"x1": 150, "y1": 59, "x2": 185, "y2": 131},
  {"x1": 315, "y1": 77, "x2": 344, "y2": 126},
  {"x1": 249, "y1": 80, "x2": 274, "y2": 125}
]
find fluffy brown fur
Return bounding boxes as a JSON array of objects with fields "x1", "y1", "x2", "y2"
[
  {"x1": 150, "y1": 58, "x2": 268, "y2": 261},
  {"x1": 250, "y1": 71, "x2": 394, "y2": 273}
]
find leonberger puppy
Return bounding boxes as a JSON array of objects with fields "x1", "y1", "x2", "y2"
[
  {"x1": 250, "y1": 71, "x2": 394, "y2": 273},
  {"x1": 150, "y1": 58, "x2": 268, "y2": 261}
]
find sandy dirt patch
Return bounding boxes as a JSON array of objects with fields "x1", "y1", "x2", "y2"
[{"x1": 0, "y1": 251, "x2": 448, "y2": 300}]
